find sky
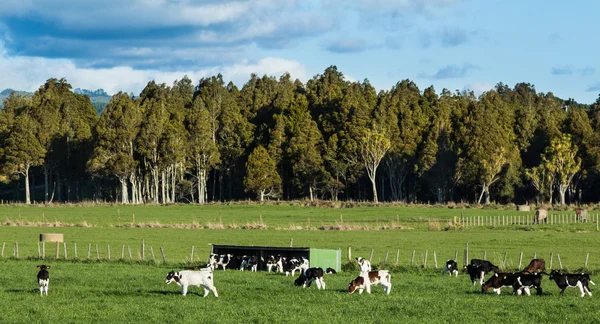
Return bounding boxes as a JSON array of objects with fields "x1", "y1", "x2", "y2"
[{"x1": 0, "y1": 0, "x2": 598, "y2": 103}]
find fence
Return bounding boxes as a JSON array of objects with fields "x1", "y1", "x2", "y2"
[
  {"x1": 452, "y1": 213, "x2": 599, "y2": 229},
  {"x1": 346, "y1": 243, "x2": 596, "y2": 272},
  {"x1": 0, "y1": 240, "x2": 209, "y2": 265}
]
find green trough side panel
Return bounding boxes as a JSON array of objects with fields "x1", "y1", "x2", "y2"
[{"x1": 309, "y1": 248, "x2": 341, "y2": 272}]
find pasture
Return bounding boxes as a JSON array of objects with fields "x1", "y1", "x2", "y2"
[{"x1": 0, "y1": 204, "x2": 599, "y2": 323}]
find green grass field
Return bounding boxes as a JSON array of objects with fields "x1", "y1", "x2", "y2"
[{"x1": 0, "y1": 204, "x2": 599, "y2": 323}]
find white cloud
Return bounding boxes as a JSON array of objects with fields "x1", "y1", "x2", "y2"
[{"x1": 0, "y1": 43, "x2": 307, "y2": 95}]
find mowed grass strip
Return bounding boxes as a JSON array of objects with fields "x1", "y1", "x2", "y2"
[
  {"x1": 2, "y1": 204, "x2": 592, "y2": 229},
  {"x1": 0, "y1": 260, "x2": 599, "y2": 324}
]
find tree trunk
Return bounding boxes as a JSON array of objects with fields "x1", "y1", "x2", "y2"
[
  {"x1": 477, "y1": 184, "x2": 488, "y2": 204},
  {"x1": 370, "y1": 177, "x2": 378, "y2": 204},
  {"x1": 24, "y1": 167, "x2": 31, "y2": 204},
  {"x1": 44, "y1": 166, "x2": 49, "y2": 203},
  {"x1": 260, "y1": 189, "x2": 265, "y2": 202},
  {"x1": 197, "y1": 168, "x2": 206, "y2": 204},
  {"x1": 120, "y1": 177, "x2": 129, "y2": 204},
  {"x1": 309, "y1": 186, "x2": 314, "y2": 202},
  {"x1": 161, "y1": 170, "x2": 166, "y2": 204},
  {"x1": 559, "y1": 184, "x2": 567, "y2": 205}
]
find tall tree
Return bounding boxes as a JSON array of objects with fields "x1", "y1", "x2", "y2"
[
  {"x1": 547, "y1": 135, "x2": 581, "y2": 205},
  {"x1": 359, "y1": 125, "x2": 391, "y2": 203},
  {"x1": 244, "y1": 146, "x2": 281, "y2": 201}
]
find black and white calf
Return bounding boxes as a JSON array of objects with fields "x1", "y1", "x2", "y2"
[
  {"x1": 325, "y1": 267, "x2": 337, "y2": 274},
  {"x1": 549, "y1": 270, "x2": 595, "y2": 297},
  {"x1": 442, "y1": 260, "x2": 458, "y2": 277},
  {"x1": 165, "y1": 268, "x2": 219, "y2": 297},
  {"x1": 294, "y1": 267, "x2": 325, "y2": 290},
  {"x1": 37, "y1": 265, "x2": 50, "y2": 296},
  {"x1": 356, "y1": 257, "x2": 371, "y2": 274},
  {"x1": 217, "y1": 254, "x2": 232, "y2": 271},
  {"x1": 513, "y1": 273, "x2": 543, "y2": 296},
  {"x1": 266, "y1": 255, "x2": 276, "y2": 272},
  {"x1": 468, "y1": 259, "x2": 500, "y2": 285},
  {"x1": 284, "y1": 257, "x2": 301, "y2": 277}
]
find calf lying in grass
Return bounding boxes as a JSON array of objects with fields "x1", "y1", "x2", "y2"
[{"x1": 165, "y1": 268, "x2": 218, "y2": 297}]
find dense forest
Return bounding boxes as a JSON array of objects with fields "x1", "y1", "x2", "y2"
[{"x1": 1, "y1": 66, "x2": 599, "y2": 205}]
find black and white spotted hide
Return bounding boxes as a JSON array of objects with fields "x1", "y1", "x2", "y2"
[
  {"x1": 442, "y1": 260, "x2": 458, "y2": 277},
  {"x1": 294, "y1": 267, "x2": 325, "y2": 290},
  {"x1": 37, "y1": 265, "x2": 50, "y2": 296}
]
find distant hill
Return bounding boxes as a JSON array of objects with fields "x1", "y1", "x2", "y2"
[{"x1": 0, "y1": 88, "x2": 111, "y2": 114}]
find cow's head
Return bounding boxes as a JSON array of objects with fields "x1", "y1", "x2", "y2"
[
  {"x1": 37, "y1": 265, "x2": 50, "y2": 271},
  {"x1": 165, "y1": 271, "x2": 182, "y2": 285},
  {"x1": 348, "y1": 276, "x2": 364, "y2": 294},
  {"x1": 549, "y1": 270, "x2": 561, "y2": 280}
]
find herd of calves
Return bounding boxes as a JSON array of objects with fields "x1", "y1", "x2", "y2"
[
  {"x1": 447, "y1": 258, "x2": 595, "y2": 297},
  {"x1": 35, "y1": 257, "x2": 594, "y2": 298}
]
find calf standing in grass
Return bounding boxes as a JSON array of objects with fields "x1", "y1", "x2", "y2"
[
  {"x1": 165, "y1": 268, "x2": 219, "y2": 297},
  {"x1": 356, "y1": 257, "x2": 371, "y2": 274},
  {"x1": 549, "y1": 270, "x2": 595, "y2": 297},
  {"x1": 442, "y1": 260, "x2": 458, "y2": 277},
  {"x1": 294, "y1": 267, "x2": 325, "y2": 290},
  {"x1": 37, "y1": 265, "x2": 50, "y2": 296},
  {"x1": 348, "y1": 270, "x2": 392, "y2": 295}
]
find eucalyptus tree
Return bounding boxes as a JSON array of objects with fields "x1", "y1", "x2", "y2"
[
  {"x1": 244, "y1": 145, "x2": 281, "y2": 201},
  {"x1": 359, "y1": 124, "x2": 391, "y2": 203},
  {"x1": 548, "y1": 135, "x2": 581, "y2": 205},
  {"x1": 217, "y1": 82, "x2": 254, "y2": 200},
  {"x1": 456, "y1": 90, "x2": 519, "y2": 204},
  {"x1": 87, "y1": 92, "x2": 141, "y2": 204},
  {"x1": 377, "y1": 79, "x2": 427, "y2": 201},
  {"x1": 187, "y1": 98, "x2": 220, "y2": 204}
]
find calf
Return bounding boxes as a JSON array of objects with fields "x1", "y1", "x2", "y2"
[
  {"x1": 207, "y1": 254, "x2": 218, "y2": 270},
  {"x1": 482, "y1": 272, "x2": 519, "y2": 294},
  {"x1": 37, "y1": 265, "x2": 50, "y2": 296},
  {"x1": 294, "y1": 267, "x2": 325, "y2": 290},
  {"x1": 275, "y1": 255, "x2": 285, "y2": 273},
  {"x1": 265, "y1": 255, "x2": 276, "y2": 272},
  {"x1": 348, "y1": 270, "x2": 392, "y2": 294},
  {"x1": 535, "y1": 209, "x2": 548, "y2": 224},
  {"x1": 513, "y1": 273, "x2": 543, "y2": 296},
  {"x1": 325, "y1": 267, "x2": 337, "y2": 274},
  {"x1": 217, "y1": 254, "x2": 232, "y2": 271},
  {"x1": 523, "y1": 259, "x2": 545, "y2": 274},
  {"x1": 356, "y1": 257, "x2": 372, "y2": 274},
  {"x1": 466, "y1": 264, "x2": 483, "y2": 285},
  {"x1": 165, "y1": 269, "x2": 219, "y2": 297},
  {"x1": 442, "y1": 260, "x2": 458, "y2": 277},
  {"x1": 469, "y1": 259, "x2": 500, "y2": 285},
  {"x1": 284, "y1": 257, "x2": 301, "y2": 277},
  {"x1": 548, "y1": 270, "x2": 595, "y2": 297}
]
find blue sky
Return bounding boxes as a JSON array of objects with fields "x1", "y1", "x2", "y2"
[{"x1": 0, "y1": 0, "x2": 598, "y2": 103}]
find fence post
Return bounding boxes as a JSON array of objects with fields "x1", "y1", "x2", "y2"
[
  {"x1": 107, "y1": 245, "x2": 111, "y2": 261},
  {"x1": 74, "y1": 243, "x2": 77, "y2": 259},
  {"x1": 348, "y1": 247, "x2": 352, "y2": 261},
  {"x1": 190, "y1": 246, "x2": 195, "y2": 264},
  {"x1": 63, "y1": 242, "x2": 67, "y2": 260},
  {"x1": 150, "y1": 246, "x2": 156, "y2": 262},
  {"x1": 483, "y1": 251, "x2": 487, "y2": 260},
  {"x1": 464, "y1": 242, "x2": 469, "y2": 266},
  {"x1": 87, "y1": 244, "x2": 91, "y2": 259},
  {"x1": 14, "y1": 242, "x2": 18, "y2": 258},
  {"x1": 411, "y1": 250, "x2": 415, "y2": 266},
  {"x1": 533, "y1": 252, "x2": 536, "y2": 259},
  {"x1": 454, "y1": 250, "x2": 458, "y2": 262},
  {"x1": 395, "y1": 249, "x2": 400, "y2": 266},
  {"x1": 518, "y1": 252, "x2": 523, "y2": 270},
  {"x1": 160, "y1": 247, "x2": 166, "y2": 263},
  {"x1": 369, "y1": 249, "x2": 374, "y2": 262},
  {"x1": 433, "y1": 251, "x2": 438, "y2": 269},
  {"x1": 424, "y1": 250, "x2": 428, "y2": 268},
  {"x1": 1, "y1": 242, "x2": 4, "y2": 257},
  {"x1": 384, "y1": 249, "x2": 389, "y2": 264},
  {"x1": 557, "y1": 254, "x2": 563, "y2": 269},
  {"x1": 128, "y1": 246, "x2": 132, "y2": 261},
  {"x1": 38, "y1": 242, "x2": 41, "y2": 259},
  {"x1": 549, "y1": 252, "x2": 553, "y2": 269},
  {"x1": 141, "y1": 240, "x2": 145, "y2": 262},
  {"x1": 121, "y1": 245, "x2": 125, "y2": 260},
  {"x1": 56, "y1": 241, "x2": 59, "y2": 259},
  {"x1": 503, "y1": 252, "x2": 507, "y2": 270},
  {"x1": 96, "y1": 244, "x2": 100, "y2": 260},
  {"x1": 290, "y1": 238, "x2": 293, "y2": 248},
  {"x1": 585, "y1": 253, "x2": 589, "y2": 268}
]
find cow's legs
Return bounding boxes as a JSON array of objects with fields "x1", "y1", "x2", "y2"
[
  {"x1": 523, "y1": 287, "x2": 531, "y2": 296},
  {"x1": 181, "y1": 285, "x2": 188, "y2": 296},
  {"x1": 358, "y1": 288, "x2": 364, "y2": 294},
  {"x1": 320, "y1": 278, "x2": 326, "y2": 290},
  {"x1": 479, "y1": 271, "x2": 485, "y2": 285}
]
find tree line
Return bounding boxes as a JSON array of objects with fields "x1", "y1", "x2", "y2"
[{"x1": 1, "y1": 66, "x2": 599, "y2": 205}]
